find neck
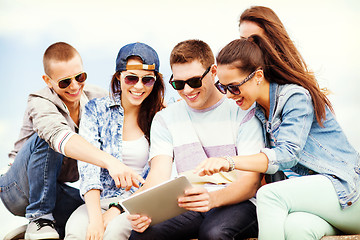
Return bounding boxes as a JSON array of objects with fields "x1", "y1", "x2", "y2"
[
  {"x1": 64, "y1": 101, "x2": 80, "y2": 126},
  {"x1": 65, "y1": 101, "x2": 80, "y2": 113},
  {"x1": 256, "y1": 81, "x2": 271, "y2": 118},
  {"x1": 202, "y1": 89, "x2": 224, "y2": 110},
  {"x1": 121, "y1": 99, "x2": 141, "y2": 117}
]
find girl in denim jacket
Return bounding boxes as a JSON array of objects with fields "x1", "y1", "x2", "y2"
[
  {"x1": 195, "y1": 35, "x2": 360, "y2": 239},
  {"x1": 65, "y1": 43, "x2": 165, "y2": 240}
]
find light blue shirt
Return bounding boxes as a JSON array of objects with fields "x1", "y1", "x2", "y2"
[
  {"x1": 256, "y1": 82, "x2": 360, "y2": 209},
  {"x1": 78, "y1": 94, "x2": 149, "y2": 199}
]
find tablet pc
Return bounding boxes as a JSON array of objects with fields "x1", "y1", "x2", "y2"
[{"x1": 120, "y1": 175, "x2": 192, "y2": 226}]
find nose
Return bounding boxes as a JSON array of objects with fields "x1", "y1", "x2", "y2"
[
  {"x1": 68, "y1": 78, "x2": 80, "y2": 89},
  {"x1": 133, "y1": 78, "x2": 145, "y2": 89},
  {"x1": 182, "y1": 82, "x2": 194, "y2": 94},
  {"x1": 226, "y1": 91, "x2": 234, "y2": 99}
]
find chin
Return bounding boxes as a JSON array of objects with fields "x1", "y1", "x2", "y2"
[{"x1": 240, "y1": 104, "x2": 252, "y2": 111}]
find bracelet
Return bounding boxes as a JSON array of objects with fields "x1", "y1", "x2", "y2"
[
  {"x1": 109, "y1": 202, "x2": 125, "y2": 213},
  {"x1": 223, "y1": 156, "x2": 235, "y2": 171}
]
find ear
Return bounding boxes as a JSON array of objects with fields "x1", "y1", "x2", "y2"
[
  {"x1": 210, "y1": 64, "x2": 217, "y2": 77},
  {"x1": 42, "y1": 75, "x2": 53, "y2": 89},
  {"x1": 255, "y1": 69, "x2": 264, "y2": 79}
]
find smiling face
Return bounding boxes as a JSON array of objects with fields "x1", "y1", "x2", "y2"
[
  {"x1": 119, "y1": 58, "x2": 155, "y2": 110},
  {"x1": 43, "y1": 54, "x2": 84, "y2": 108},
  {"x1": 171, "y1": 60, "x2": 222, "y2": 110},
  {"x1": 217, "y1": 64, "x2": 266, "y2": 111}
]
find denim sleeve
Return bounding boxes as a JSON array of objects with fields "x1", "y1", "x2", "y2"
[
  {"x1": 78, "y1": 99, "x2": 103, "y2": 195},
  {"x1": 264, "y1": 91, "x2": 314, "y2": 174}
]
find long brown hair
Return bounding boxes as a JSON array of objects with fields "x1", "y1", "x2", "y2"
[
  {"x1": 110, "y1": 68, "x2": 165, "y2": 142},
  {"x1": 216, "y1": 35, "x2": 332, "y2": 126},
  {"x1": 239, "y1": 6, "x2": 308, "y2": 72}
]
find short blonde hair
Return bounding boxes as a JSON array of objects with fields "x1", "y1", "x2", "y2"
[{"x1": 43, "y1": 42, "x2": 81, "y2": 76}]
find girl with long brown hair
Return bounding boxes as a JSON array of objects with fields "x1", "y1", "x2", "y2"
[
  {"x1": 65, "y1": 42, "x2": 165, "y2": 240},
  {"x1": 195, "y1": 34, "x2": 360, "y2": 239}
]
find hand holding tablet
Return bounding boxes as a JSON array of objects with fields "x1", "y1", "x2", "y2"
[{"x1": 121, "y1": 176, "x2": 192, "y2": 226}]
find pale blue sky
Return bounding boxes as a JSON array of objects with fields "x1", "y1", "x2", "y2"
[{"x1": 0, "y1": 0, "x2": 359, "y2": 237}]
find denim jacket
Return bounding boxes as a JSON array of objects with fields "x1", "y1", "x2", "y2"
[
  {"x1": 78, "y1": 94, "x2": 149, "y2": 199},
  {"x1": 255, "y1": 82, "x2": 360, "y2": 209}
]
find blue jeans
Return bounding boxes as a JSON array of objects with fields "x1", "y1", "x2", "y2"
[
  {"x1": 0, "y1": 133, "x2": 83, "y2": 237},
  {"x1": 129, "y1": 200, "x2": 258, "y2": 240}
]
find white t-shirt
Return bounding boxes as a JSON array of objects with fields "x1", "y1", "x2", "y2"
[
  {"x1": 150, "y1": 97, "x2": 264, "y2": 193},
  {"x1": 122, "y1": 135, "x2": 149, "y2": 175}
]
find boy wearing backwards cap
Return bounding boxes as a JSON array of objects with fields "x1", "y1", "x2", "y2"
[{"x1": 0, "y1": 42, "x2": 144, "y2": 239}]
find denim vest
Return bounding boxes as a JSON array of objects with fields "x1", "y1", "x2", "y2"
[{"x1": 255, "y1": 82, "x2": 360, "y2": 209}]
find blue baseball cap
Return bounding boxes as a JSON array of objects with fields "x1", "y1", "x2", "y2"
[{"x1": 115, "y1": 42, "x2": 160, "y2": 72}]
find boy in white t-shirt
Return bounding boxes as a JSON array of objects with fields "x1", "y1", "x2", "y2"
[{"x1": 128, "y1": 39, "x2": 264, "y2": 240}]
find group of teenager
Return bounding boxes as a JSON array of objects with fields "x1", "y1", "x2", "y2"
[{"x1": 0, "y1": 5, "x2": 359, "y2": 240}]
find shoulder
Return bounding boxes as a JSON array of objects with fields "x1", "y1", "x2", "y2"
[
  {"x1": 276, "y1": 84, "x2": 314, "y2": 116},
  {"x1": 220, "y1": 97, "x2": 257, "y2": 123},
  {"x1": 278, "y1": 84, "x2": 311, "y2": 100},
  {"x1": 28, "y1": 87, "x2": 63, "y2": 110},
  {"x1": 83, "y1": 84, "x2": 108, "y2": 100},
  {"x1": 85, "y1": 95, "x2": 114, "y2": 111},
  {"x1": 154, "y1": 100, "x2": 187, "y2": 119}
]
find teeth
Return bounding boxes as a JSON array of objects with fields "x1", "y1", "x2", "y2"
[
  {"x1": 131, "y1": 92, "x2": 143, "y2": 96},
  {"x1": 187, "y1": 94, "x2": 197, "y2": 99},
  {"x1": 67, "y1": 89, "x2": 80, "y2": 95}
]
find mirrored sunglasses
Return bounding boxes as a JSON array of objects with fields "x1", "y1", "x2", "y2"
[
  {"x1": 122, "y1": 74, "x2": 156, "y2": 87},
  {"x1": 54, "y1": 72, "x2": 87, "y2": 89},
  {"x1": 169, "y1": 66, "x2": 211, "y2": 90}
]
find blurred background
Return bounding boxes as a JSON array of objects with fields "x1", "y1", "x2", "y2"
[{"x1": 0, "y1": 0, "x2": 359, "y2": 237}]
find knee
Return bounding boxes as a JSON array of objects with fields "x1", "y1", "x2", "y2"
[
  {"x1": 285, "y1": 212, "x2": 334, "y2": 240},
  {"x1": 64, "y1": 205, "x2": 88, "y2": 239},
  {"x1": 198, "y1": 225, "x2": 228, "y2": 240},
  {"x1": 256, "y1": 184, "x2": 278, "y2": 205},
  {"x1": 104, "y1": 214, "x2": 132, "y2": 240},
  {"x1": 129, "y1": 229, "x2": 161, "y2": 240}
]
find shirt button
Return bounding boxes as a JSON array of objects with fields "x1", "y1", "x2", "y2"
[{"x1": 347, "y1": 201, "x2": 353, "y2": 206}]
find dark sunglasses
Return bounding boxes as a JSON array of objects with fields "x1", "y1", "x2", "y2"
[
  {"x1": 169, "y1": 66, "x2": 211, "y2": 90},
  {"x1": 122, "y1": 74, "x2": 156, "y2": 87},
  {"x1": 52, "y1": 72, "x2": 87, "y2": 89},
  {"x1": 215, "y1": 69, "x2": 259, "y2": 95}
]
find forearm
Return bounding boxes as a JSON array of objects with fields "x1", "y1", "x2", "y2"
[
  {"x1": 64, "y1": 134, "x2": 115, "y2": 169},
  {"x1": 209, "y1": 172, "x2": 261, "y2": 208},
  {"x1": 134, "y1": 155, "x2": 172, "y2": 194},
  {"x1": 233, "y1": 153, "x2": 269, "y2": 173},
  {"x1": 84, "y1": 189, "x2": 103, "y2": 224}
]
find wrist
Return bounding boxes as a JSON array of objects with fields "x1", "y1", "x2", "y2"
[
  {"x1": 223, "y1": 156, "x2": 235, "y2": 171},
  {"x1": 109, "y1": 202, "x2": 125, "y2": 213}
]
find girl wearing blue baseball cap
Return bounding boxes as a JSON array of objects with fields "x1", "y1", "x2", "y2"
[{"x1": 65, "y1": 42, "x2": 165, "y2": 240}]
